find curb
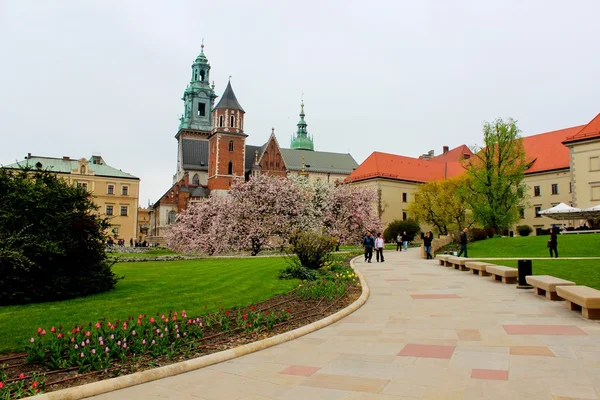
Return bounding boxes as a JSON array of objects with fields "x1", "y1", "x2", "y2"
[{"x1": 28, "y1": 256, "x2": 369, "y2": 400}]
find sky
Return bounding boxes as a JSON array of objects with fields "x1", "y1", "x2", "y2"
[{"x1": 1, "y1": 0, "x2": 599, "y2": 206}]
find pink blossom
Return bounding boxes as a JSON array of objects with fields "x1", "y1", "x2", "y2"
[
  {"x1": 131, "y1": 330, "x2": 136, "y2": 336},
  {"x1": 142, "y1": 339, "x2": 146, "y2": 345},
  {"x1": 80, "y1": 352, "x2": 84, "y2": 358},
  {"x1": 117, "y1": 341, "x2": 121, "y2": 346},
  {"x1": 74, "y1": 344, "x2": 79, "y2": 349},
  {"x1": 150, "y1": 317, "x2": 155, "y2": 323},
  {"x1": 41, "y1": 330, "x2": 46, "y2": 335},
  {"x1": 123, "y1": 343, "x2": 127, "y2": 349},
  {"x1": 151, "y1": 340, "x2": 156, "y2": 345},
  {"x1": 110, "y1": 334, "x2": 114, "y2": 340},
  {"x1": 105, "y1": 347, "x2": 109, "y2": 352},
  {"x1": 160, "y1": 333, "x2": 164, "y2": 338},
  {"x1": 30, "y1": 338, "x2": 34, "y2": 343},
  {"x1": 91, "y1": 349, "x2": 96, "y2": 354}
]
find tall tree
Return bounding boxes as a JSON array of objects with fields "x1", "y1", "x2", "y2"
[{"x1": 462, "y1": 118, "x2": 527, "y2": 233}]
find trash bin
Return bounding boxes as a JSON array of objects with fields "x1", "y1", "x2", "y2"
[{"x1": 517, "y1": 259, "x2": 533, "y2": 289}]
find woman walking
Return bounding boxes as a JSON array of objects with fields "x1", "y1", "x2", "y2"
[{"x1": 375, "y1": 233, "x2": 385, "y2": 262}]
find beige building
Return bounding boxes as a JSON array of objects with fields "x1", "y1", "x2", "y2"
[
  {"x1": 348, "y1": 113, "x2": 600, "y2": 235},
  {"x1": 2, "y1": 154, "x2": 140, "y2": 241},
  {"x1": 137, "y1": 207, "x2": 150, "y2": 243}
]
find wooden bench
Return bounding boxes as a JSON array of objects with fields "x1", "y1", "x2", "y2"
[
  {"x1": 486, "y1": 265, "x2": 518, "y2": 284},
  {"x1": 436, "y1": 254, "x2": 451, "y2": 266},
  {"x1": 464, "y1": 261, "x2": 494, "y2": 276},
  {"x1": 556, "y1": 286, "x2": 600, "y2": 319},
  {"x1": 447, "y1": 256, "x2": 469, "y2": 271},
  {"x1": 525, "y1": 275, "x2": 576, "y2": 301}
]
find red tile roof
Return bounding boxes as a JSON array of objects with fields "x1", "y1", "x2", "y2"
[
  {"x1": 563, "y1": 113, "x2": 600, "y2": 144},
  {"x1": 345, "y1": 151, "x2": 465, "y2": 183},
  {"x1": 430, "y1": 144, "x2": 473, "y2": 164},
  {"x1": 523, "y1": 125, "x2": 584, "y2": 174}
]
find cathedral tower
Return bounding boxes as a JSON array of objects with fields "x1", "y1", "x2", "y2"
[
  {"x1": 207, "y1": 80, "x2": 247, "y2": 191},
  {"x1": 290, "y1": 100, "x2": 314, "y2": 151},
  {"x1": 175, "y1": 44, "x2": 217, "y2": 181}
]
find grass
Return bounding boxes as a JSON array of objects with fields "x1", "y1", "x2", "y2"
[
  {"x1": 0, "y1": 257, "x2": 298, "y2": 353},
  {"x1": 465, "y1": 234, "x2": 600, "y2": 258},
  {"x1": 107, "y1": 248, "x2": 177, "y2": 258},
  {"x1": 486, "y1": 259, "x2": 600, "y2": 291}
]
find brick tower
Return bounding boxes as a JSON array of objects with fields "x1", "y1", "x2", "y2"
[{"x1": 208, "y1": 80, "x2": 247, "y2": 191}]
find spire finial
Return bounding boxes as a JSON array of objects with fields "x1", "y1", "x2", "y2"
[
  {"x1": 271, "y1": 127, "x2": 275, "y2": 135},
  {"x1": 300, "y1": 92, "x2": 305, "y2": 115},
  {"x1": 228, "y1": 75, "x2": 232, "y2": 81},
  {"x1": 201, "y1": 38, "x2": 205, "y2": 54}
]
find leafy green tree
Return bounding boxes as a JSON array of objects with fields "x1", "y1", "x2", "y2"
[
  {"x1": 406, "y1": 176, "x2": 473, "y2": 235},
  {"x1": 383, "y1": 219, "x2": 420, "y2": 243},
  {"x1": 462, "y1": 118, "x2": 528, "y2": 233},
  {"x1": 0, "y1": 168, "x2": 119, "y2": 305}
]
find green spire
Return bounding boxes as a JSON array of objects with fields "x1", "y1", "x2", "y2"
[
  {"x1": 178, "y1": 42, "x2": 217, "y2": 132},
  {"x1": 290, "y1": 98, "x2": 314, "y2": 151}
]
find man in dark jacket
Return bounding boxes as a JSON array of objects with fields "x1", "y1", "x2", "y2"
[
  {"x1": 549, "y1": 226, "x2": 559, "y2": 258},
  {"x1": 362, "y1": 231, "x2": 375, "y2": 263},
  {"x1": 457, "y1": 228, "x2": 468, "y2": 258}
]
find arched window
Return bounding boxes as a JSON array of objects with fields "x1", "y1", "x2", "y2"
[
  {"x1": 219, "y1": 116, "x2": 224, "y2": 127},
  {"x1": 229, "y1": 140, "x2": 234, "y2": 152},
  {"x1": 230, "y1": 115, "x2": 235, "y2": 127},
  {"x1": 80, "y1": 165, "x2": 86, "y2": 174},
  {"x1": 168, "y1": 210, "x2": 176, "y2": 224},
  {"x1": 200, "y1": 70, "x2": 205, "y2": 81},
  {"x1": 192, "y1": 174, "x2": 200, "y2": 185},
  {"x1": 228, "y1": 161, "x2": 233, "y2": 175}
]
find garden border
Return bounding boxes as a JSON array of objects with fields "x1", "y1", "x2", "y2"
[{"x1": 27, "y1": 255, "x2": 369, "y2": 400}]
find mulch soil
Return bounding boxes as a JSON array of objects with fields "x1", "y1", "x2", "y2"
[{"x1": 0, "y1": 282, "x2": 361, "y2": 396}]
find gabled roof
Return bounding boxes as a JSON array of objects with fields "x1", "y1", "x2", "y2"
[
  {"x1": 279, "y1": 148, "x2": 358, "y2": 175},
  {"x1": 345, "y1": 152, "x2": 463, "y2": 183},
  {"x1": 563, "y1": 113, "x2": 600, "y2": 144},
  {"x1": 244, "y1": 145, "x2": 262, "y2": 172},
  {"x1": 213, "y1": 81, "x2": 245, "y2": 112},
  {"x1": 256, "y1": 132, "x2": 289, "y2": 170},
  {"x1": 2, "y1": 156, "x2": 138, "y2": 179},
  {"x1": 523, "y1": 125, "x2": 584, "y2": 174},
  {"x1": 430, "y1": 144, "x2": 472, "y2": 164},
  {"x1": 181, "y1": 139, "x2": 209, "y2": 171}
]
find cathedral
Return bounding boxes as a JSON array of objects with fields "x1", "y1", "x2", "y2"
[{"x1": 148, "y1": 46, "x2": 358, "y2": 241}]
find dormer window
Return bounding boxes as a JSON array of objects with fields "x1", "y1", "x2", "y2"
[{"x1": 80, "y1": 165, "x2": 86, "y2": 174}]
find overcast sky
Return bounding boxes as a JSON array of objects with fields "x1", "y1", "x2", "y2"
[{"x1": 1, "y1": 0, "x2": 599, "y2": 205}]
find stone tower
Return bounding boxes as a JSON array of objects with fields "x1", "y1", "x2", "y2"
[
  {"x1": 174, "y1": 44, "x2": 217, "y2": 181},
  {"x1": 290, "y1": 100, "x2": 314, "y2": 151},
  {"x1": 207, "y1": 80, "x2": 247, "y2": 191}
]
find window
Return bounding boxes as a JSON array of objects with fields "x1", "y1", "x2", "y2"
[
  {"x1": 402, "y1": 192, "x2": 407, "y2": 203},
  {"x1": 519, "y1": 208, "x2": 525, "y2": 219},
  {"x1": 534, "y1": 186, "x2": 541, "y2": 197},
  {"x1": 106, "y1": 205, "x2": 113, "y2": 216},
  {"x1": 80, "y1": 165, "x2": 86, "y2": 174},
  {"x1": 192, "y1": 174, "x2": 200, "y2": 185},
  {"x1": 551, "y1": 184, "x2": 558, "y2": 195},
  {"x1": 120, "y1": 206, "x2": 128, "y2": 216},
  {"x1": 228, "y1": 161, "x2": 233, "y2": 175},
  {"x1": 197, "y1": 103, "x2": 206, "y2": 116},
  {"x1": 107, "y1": 184, "x2": 114, "y2": 195},
  {"x1": 569, "y1": 182, "x2": 573, "y2": 193},
  {"x1": 590, "y1": 156, "x2": 600, "y2": 171},
  {"x1": 592, "y1": 184, "x2": 600, "y2": 201},
  {"x1": 229, "y1": 140, "x2": 234, "y2": 152},
  {"x1": 219, "y1": 116, "x2": 224, "y2": 127},
  {"x1": 535, "y1": 206, "x2": 542, "y2": 218},
  {"x1": 122, "y1": 186, "x2": 128, "y2": 196},
  {"x1": 402, "y1": 212, "x2": 407, "y2": 221},
  {"x1": 168, "y1": 210, "x2": 176, "y2": 224},
  {"x1": 200, "y1": 70, "x2": 205, "y2": 81},
  {"x1": 230, "y1": 116, "x2": 235, "y2": 127}
]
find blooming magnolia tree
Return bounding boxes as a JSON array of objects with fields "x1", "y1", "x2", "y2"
[
  {"x1": 167, "y1": 175, "x2": 381, "y2": 255},
  {"x1": 323, "y1": 184, "x2": 382, "y2": 245}
]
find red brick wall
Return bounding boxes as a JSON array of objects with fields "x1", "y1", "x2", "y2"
[
  {"x1": 259, "y1": 137, "x2": 287, "y2": 176},
  {"x1": 208, "y1": 133, "x2": 246, "y2": 190}
]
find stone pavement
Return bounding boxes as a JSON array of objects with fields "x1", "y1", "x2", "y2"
[{"x1": 89, "y1": 250, "x2": 600, "y2": 400}]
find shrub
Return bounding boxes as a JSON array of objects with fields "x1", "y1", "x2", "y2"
[
  {"x1": 0, "y1": 168, "x2": 119, "y2": 305},
  {"x1": 284, "y1": 229, "x2": 336, "y2": 273},
  {"x1": 278, "y1": 265, "x2": 318, "y2": 281},
  {"x1": 517, "y1": 225, "x2": 533, "y2": 236},
  {"x1": 468, "y1": 227, "x2": 488, "y2": 242},
  {"x1": 383, "y1": 219, "x2": 420, "y2": 243}
]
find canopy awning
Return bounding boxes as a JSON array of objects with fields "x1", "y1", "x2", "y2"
[{"x1": 539, "y1": 202, "x2": 600, "y2": 220}]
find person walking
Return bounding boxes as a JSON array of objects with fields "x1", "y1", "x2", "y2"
[
  {"x1": 457, "y1": 227, "x2": 468, "y2": 258},
  {"x1": 402, "y1": 231, "x2": 409, "y2": 251},
  {"x1": 396, "y1": 233, "x2": 402, "y2": 251},
  {"x1": 375, "y1": 233, "x2": 385, "y2": 262},
  {"x1": 548, "y1": 226, "x2": 559, "y2": 258},
  {"x1": 362, "y1": 231, "x2": 375, "y2": 263},
  {"x1": 423, "y1": 231, "x2": 433, "y2": 259}
]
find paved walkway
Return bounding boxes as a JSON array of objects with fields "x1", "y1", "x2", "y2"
[{"x1": 90, "y1": 250, "x2": 600, "y2": 400}]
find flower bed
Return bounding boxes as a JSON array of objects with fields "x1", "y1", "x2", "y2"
[{"x1": 0, "y1": 270, "x2": 361, "y2": 399}]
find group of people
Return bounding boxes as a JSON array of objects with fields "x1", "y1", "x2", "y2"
[
  {"x1": 362, "y1": 232, "x2": 385, "y2": 263},
  {"x1": 395, "y1": 232, "x2": 409, "y2": 251}
]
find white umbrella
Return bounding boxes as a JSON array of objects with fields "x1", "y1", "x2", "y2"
[
  {"x1": 581, "y1": 204, "x2": 600, "y2": 219},
  {"x1": 539, "y1": 202, "x2": 584, "y2": 220}
]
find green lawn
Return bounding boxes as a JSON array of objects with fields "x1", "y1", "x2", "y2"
[
  {"x1": 487, "y1": 260, "x2": 600, "y2": 291},
  {"x1": 107, "y1": 248, "x2": 177, "y2": 258},
  {"x1": 0, "y1": 257, "x2": 298, "y2": 353},
  {"x1": 466, "y1": 234, "x2": 600, "y2": 258}
]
